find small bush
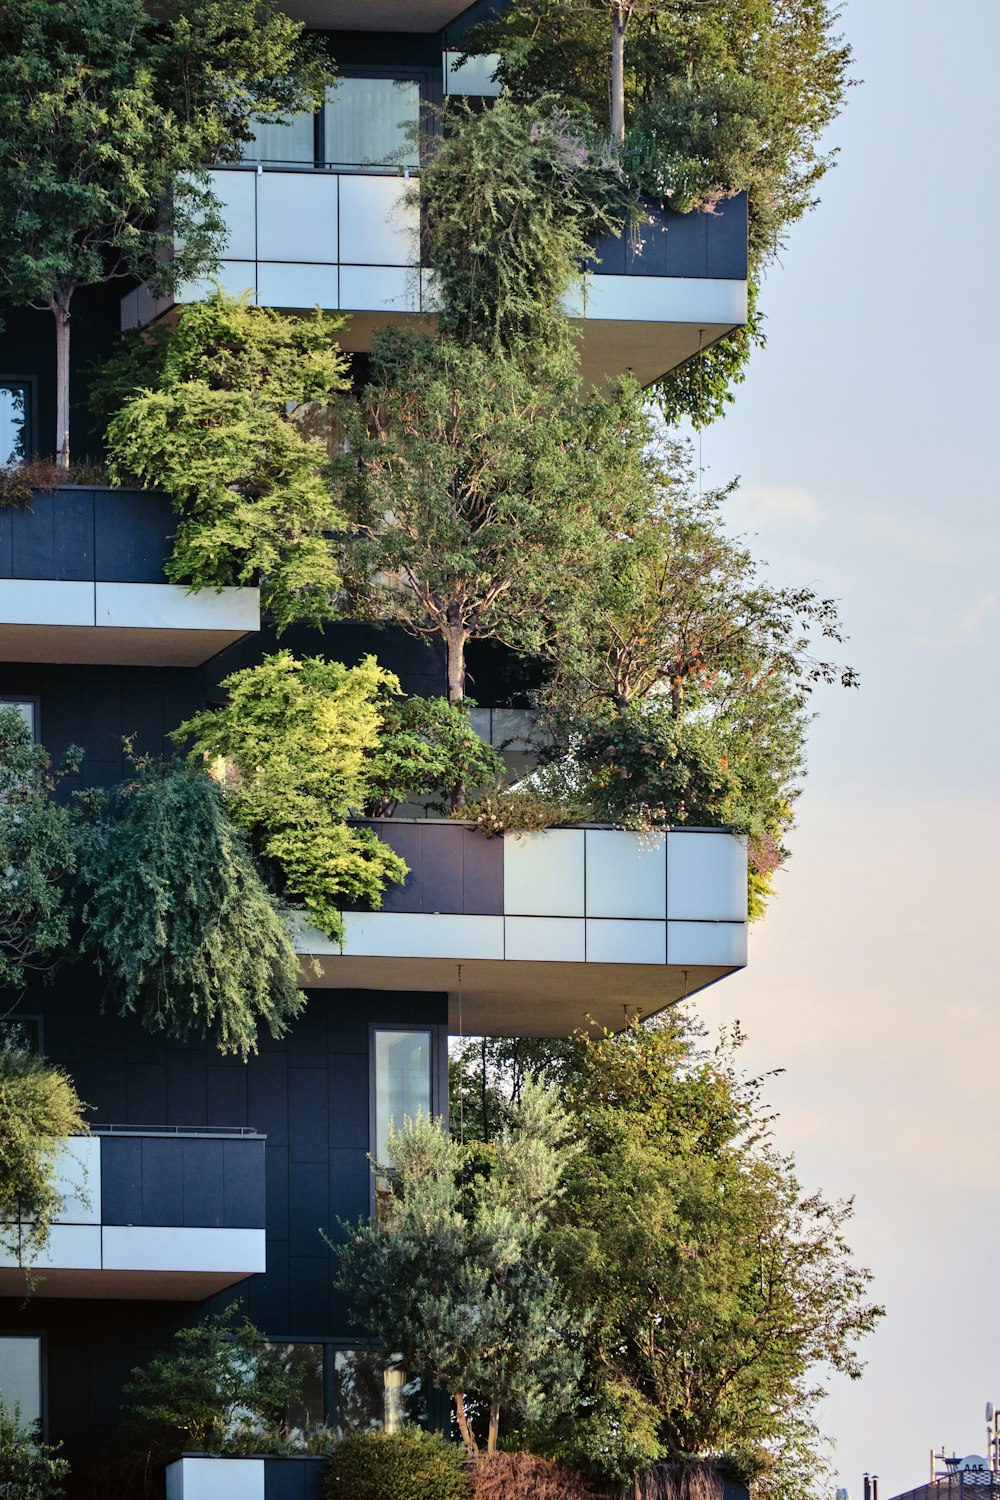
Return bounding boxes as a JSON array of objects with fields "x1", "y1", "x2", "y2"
[
  {"x1": 471, "y1": 1452, "x2": 607, "y2": 1500},
  {"x1": 324, "y1": 1429, "x2": 470, "y2": 1500},
  {"x1": 0, "y1": 458, "x2": 61, "y2": 510},
  {"x1": 460, "y1": 786, "x2": 587, "y2": 837},
  {"x1": 0, "y1": 1398, "x2": 69, "y2": 1498}
]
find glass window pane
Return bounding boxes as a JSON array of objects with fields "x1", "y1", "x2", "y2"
[
  {"x1": 265, "y1": 1342, "x2": 325, "y2": 1438},
  {"x1": 0, "y1": 1336, "x2": 42, "y2": 1429},
  {"x1": 244, "y1": 111, "x2": 316, "y2": 165},
  {"x1": 323, "y1": 79, "x2": 420, "y2": 169},
  {"x1": 0, "y1": 385, "x2": 28, "y2": 466},
  {"x1": 0, "y1": 1018, "x2": 40, "y2": 1053},
  {"x1": 374, "y1": 1029, "x2": 432, "y2": 1164},
  {"x1": 332, "y1": 1350, "x2": 424, "y2": 1437}
]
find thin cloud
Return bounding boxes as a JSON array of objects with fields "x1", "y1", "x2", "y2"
[{"x1": 731, "y1": 483, "x2": 826, "y2": 526}]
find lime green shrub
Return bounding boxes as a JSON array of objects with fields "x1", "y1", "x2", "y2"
[{"x1": 324, "y1": 1430, "x2": 470, "y2": 1500}]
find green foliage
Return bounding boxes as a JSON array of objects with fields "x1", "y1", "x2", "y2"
[
  {"x1": 549, "y1": 1019, "x2": 882, "y2": 1480},
  {"x1": 420, "y1": 96, "x2": 625, "y2": 357},
  {"x1": 367, "y1": 697, "x2": 504, "y2": 816},
  {"x1": 334, "y1": 1084, "x2": 583, "y2": 1458},
  {"x1": 104, "y1": 291, "x2": 349, "y2": 629},
  {"x1": 0, "y1": 1397, "x2": 69, "y2": 1498},
  {"x1": 0, "y1": 1049, "x2": 89, "y2": 1267},
  {"x1": 122, "y1": 1307, "x2": 307, "y2": 1459},
  {"x1": 324, "y1": 1429, "x2": 471, "y2": 1500},
  {"x1": 174, "y1": 652, "x2": 408, "y2": 944},
  {"x1": 339, "y1": 329, "x2": 606, "y2": 710},
  {"x1": 0, "y1": 0, "x2": 329, "y2": 459},
  {"x1": 459, "y1": 787, "x2": 586, "y2": 839},
  {"x1": 0, "y1": 706, "x2": 80, "y2": 991},
  {"x1": 469, "y1": 0, "x2": 851, "y2": 268},
  {"x1": 653, "y1": 281, "x2": 765, "y2": 431},
  {"x1": 76, "y1": 760, "x2": 302, "y2": 1059}
]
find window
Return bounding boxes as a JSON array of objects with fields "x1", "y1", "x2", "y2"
[
  {"x1": 0, "y1": 1017, "x2": 41, "y2": 1053},
  {"x1": 244, "y1": 110, "x2": 316, "y2": 167},
  {"x1": 0, "y1": 382, "x2": 31, "y2": 466},
  {"x1": 373, "y1": 1028, "x2": 433, "y2": 1165},
  {"x1": 323, "y1": 79, "x2": 420, "y2": 169},
  {"x1": 265, "y1": 1342, "x2": 326, "y2": 1439},
  {"x1": 0, "y1": 1336, "x2": 42, "y2": 1430},
  {"x1": 331, "y1": 1349, "x2": 423, "y2": 1437},
  {"x1": 0, "y1": 699, "x2": 38, "y2": 740}
]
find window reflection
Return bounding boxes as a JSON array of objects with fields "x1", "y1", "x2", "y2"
[
  {"x1": 265, "y1": 1342, "x2": 325, "y2": 1439},
  {"x1": 374, "y1": 1029, "x2": 432, "y2": 1165},
  {"x1": 0, "y1": 384, "x2": 28, "y2": 466},
  {"x1": 332, "y1": 1349, "x2": 423, "y2": 1437},
  {"x1": 0, "y1": 1336, "x2": 42, "y2": 1430}
]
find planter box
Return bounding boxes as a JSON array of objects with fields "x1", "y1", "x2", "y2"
[{"x1": 166, "y1": 1454, "x2": 327, "y2": 1500}]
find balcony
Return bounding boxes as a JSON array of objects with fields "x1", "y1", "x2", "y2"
[
  {"x1": 0, "y1": 487, "x2": 260, "y2": 666},
  {"x1": 121, "y1": 168, "x2": 748, "y2": 388},
  {"x1": 0, "y1": 1128, "x2": 266, "y2": 1299},
  {"x1": 296, "y1": 822, "x2": 748, "y2": 1037}
]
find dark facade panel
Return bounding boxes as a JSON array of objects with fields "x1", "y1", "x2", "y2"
[
  {"x1": 0, "y1": 486, "x2": 173, "y2": 584},
  {"x1": 348, "y1": 820, "x2": 504, "y2": 916},
  {"x1": 590, "y1": 191, "x2": 748, "y2": 281},
  {"x1": 264, "y1": 1455, "x2": 327, "y2": 1500}
]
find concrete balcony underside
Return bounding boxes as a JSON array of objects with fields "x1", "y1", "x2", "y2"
[
  {"x1": 279, "y1": 0, "x2": 470, "y2": 29},
  {"x1": 296, "y1": 823, "x2": 748, "y2": 1038},
  {"x1": 124, "y1": 170, "x2": 749, "y2": 388},
  {"x1": 0, "y1": 1132, "x2": 266, "y2": 1301},
  {"x1": 0, "y1": 488, "x2": 259, "y2": 666}
]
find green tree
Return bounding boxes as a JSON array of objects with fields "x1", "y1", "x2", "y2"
[
  {"x1": 367, "y1": 697, "x2": 504, "y2": 816},
  {"x1": 174, "y1": 652, "x2": 408, "y2": 944},
  {"x1": 543, "y1": 1019, "x2": 882, "y2": 1483},
  {"x1": 0, "y1": 1397, "x2": 69, "y2": 1498},
  {"x1": 339, "y1": 330, "x2": 606, "y2": 721},
  {"x1": 76, "y1": 760, "x2": 302, "y2": 1059},
  {"x1": 0, "y1": 0, "x2": 329, "y2": 465},
  {"x1": 335, "y1": 1083, "x2": 583, "y2": 1459},
  {"x1": 103, "y1": 290, "x2": 349, "y2": 629},
  {"x1": 0, "y1": 706, "x2": 79, "y2": 993},
  {"x1": 0, "y1": 1049, "x2": 90, "y2": 1268},
  {"x1": 121, "y1": 1306, "x2": 305, "y2": 1459}
]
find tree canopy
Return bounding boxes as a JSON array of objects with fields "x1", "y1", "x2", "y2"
[
  {"x1": 76, "y1": 760, "x2": 303, "y2": 1058},
  {"x1": 335, "y1": 1083, "x2": 583, "y2": 1459},
  {"x1": 0, "y1": 0, "x2": 329, "y2": 463},
  {"x1": 449, "y1": 1019, "x2": 883, "y2": 1489}
]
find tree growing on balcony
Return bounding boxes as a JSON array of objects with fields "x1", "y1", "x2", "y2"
[
  {"x1": 0, "y1": 0, "x2": 329, "y2": 465},
  {"x1": 339, "y1": 330, "x2": 606, "y2": 722},
  {"x1": 467, "y1": 0, "x2": 851, "y2": 423},
  {"x1": 0, "y1": 1048, "x2": 89, "y2": 1270},
  {"x1": 101, "y1": 290, "x2": 348, "y2": 629}
]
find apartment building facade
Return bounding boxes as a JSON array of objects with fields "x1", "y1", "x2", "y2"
[{"x1": 0, "y1": 3, "x2": 750, "y2": 1493}]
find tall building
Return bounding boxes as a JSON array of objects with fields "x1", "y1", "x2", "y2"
[{"x1": 0, "y1": 3, "x2": 750, "y2": 1493}]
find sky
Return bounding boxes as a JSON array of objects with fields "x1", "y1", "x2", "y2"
[{"x1": 691, "y1": 1, "x2": 1000, "y2": 1493}]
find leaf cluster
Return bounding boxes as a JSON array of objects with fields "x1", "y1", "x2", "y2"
[
  {"x1": 121, "y1": 1306, "x2": 307, "y2": 1459},
  {"x1": 420, "y1": 96, "x2": 626, "y2": 359},
  {"x1": 0, "y1": 1397, "x2": 69, "y2": 1499},
  {"x1": 75, "y1": 760, "x2": 302, "y2": 1059},
  {"x1": 0, "y1": 1048, "x2": 89, "y2": 1268},
  {"x1": 324, "y1": 1429, "x2": 472, "y2": 1500},
  {"x1": 367, "y1": 697, "x2": 505, "y2": 816},
  {"x1": 0, "y1": 706, "x2": 80, "y2": 992},
  {"x1": 174, "y1": 652, "x2": 408, "y2": 944},
  {"x1": 103, "y1": 290, "x2": 349, "y2": 629}
]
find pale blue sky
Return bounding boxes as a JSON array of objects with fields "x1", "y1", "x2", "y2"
[{"x1": 692, "y1": 0, "x2": 1000, "y2": 1492}]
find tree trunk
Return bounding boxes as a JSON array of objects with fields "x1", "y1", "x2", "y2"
[
  {"x1": 454, "y1": 1391, "x2": 479, "y2": 1459},
  {"x1": 610, "y1": 1, "x2": 629, "y2": 143},
  {"x1": 444, "y1": 618, "x2": 469, "y2": 809},
  {"x1": 50, "y1": 287, "x2": 74, "y2": 469},
  {"x1": 487, "y1": 1400, "x2": 501, "y2": 1456}
]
